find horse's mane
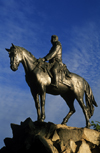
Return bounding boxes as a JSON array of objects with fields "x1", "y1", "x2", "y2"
[{"x1": 15, "y1": 46, "x2": 36, "y2": 60}]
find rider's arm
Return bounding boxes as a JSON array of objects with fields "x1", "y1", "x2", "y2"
[{"x1": 44, "y1": 45, "x2": 61, "y2": 61}]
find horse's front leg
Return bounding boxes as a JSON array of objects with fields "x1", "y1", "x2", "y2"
[
  {"x1": 31, "y1": 89, "x2": 41, "y2": 121},
  {"x1": 34, "y1": 94, "x2": 41, "y2": 121},
  {"x1": 40, "y1": 89, "x2": 46, "y2": 122}
]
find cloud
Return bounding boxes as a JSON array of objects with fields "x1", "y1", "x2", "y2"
[{"x1": 62, "y1": 22, "x2": 100, "y2": 81}]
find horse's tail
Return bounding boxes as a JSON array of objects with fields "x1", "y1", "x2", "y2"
[{"x1": 85, "y1": 80, "x2": 98, "y2": 118}]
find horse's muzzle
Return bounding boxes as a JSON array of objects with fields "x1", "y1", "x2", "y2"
[{"x1": 10, "y1": 64, "x2": 18, "y2": 71}]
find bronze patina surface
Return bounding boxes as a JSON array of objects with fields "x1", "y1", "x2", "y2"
[{"x1": 6, "y1": 37, "x2": 97, "y2": 128}]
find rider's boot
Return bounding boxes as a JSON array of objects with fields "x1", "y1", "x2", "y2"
[{"x1": 51, "y1": 73, "x2": 58, "y2": 89}]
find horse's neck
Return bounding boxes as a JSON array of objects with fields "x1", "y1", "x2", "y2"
[{"x1": 22, "y1": 50, "x2": 37, "y2": 74}]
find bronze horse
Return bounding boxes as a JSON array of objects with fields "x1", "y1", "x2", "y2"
[{"x1": 6, "y1": 44, "x2": 98, "y2": 128}]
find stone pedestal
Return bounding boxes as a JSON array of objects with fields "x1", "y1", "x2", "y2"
[{"x1": 0, "y1": 118, "x2": 100, "y2": 153}]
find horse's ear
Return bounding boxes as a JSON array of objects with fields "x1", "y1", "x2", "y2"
[
  {"x1": 12, "y1": 43, "x2": 16, "y2": 48},
  {"x1": 5, "y1": 48, "x2": 10, "y2": 52}
]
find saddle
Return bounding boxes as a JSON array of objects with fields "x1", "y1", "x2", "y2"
[{"x1": 37, "y1": 58, "x2": 72, "y2": 88}]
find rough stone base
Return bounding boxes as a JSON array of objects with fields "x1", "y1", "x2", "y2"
[{"x1": 0, "y1": 117, "x2": 100, "y2": 153}]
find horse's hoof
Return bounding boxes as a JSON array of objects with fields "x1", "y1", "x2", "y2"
[
  {"x1": 41, "y1": 114, "x2": 46, "y2": 121},
  {"x1": 86, "y1": 123, "x2": 91, "y2": 128},
  {"x1": 37, "y1": 119, "x2": 44, "y2": 122},
  {"x1": 37, "y1": 117, "x2": 41, "y2": 122},
  {"x1": 61, "y1": 121, "x2": 67, "y2": 125},
  {"x1": 40, "y1": 119, "x2": 44, "y2": 122}
]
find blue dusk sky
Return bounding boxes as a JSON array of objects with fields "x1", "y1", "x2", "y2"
[{"x1": 0, "y1": 0, "x2": 100, "y2": 148}]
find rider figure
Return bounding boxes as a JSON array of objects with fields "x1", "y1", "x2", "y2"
[{"x1": 42, "y1": 35, "x2": 63, "y2": 88}]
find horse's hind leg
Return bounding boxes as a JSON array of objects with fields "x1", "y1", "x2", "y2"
[
  {"x1": 61, "y1": 94, "x2": 75, "y2": 125},
  {"x1": 77, "y1": 97, "x2": 91, "y2": 128}
]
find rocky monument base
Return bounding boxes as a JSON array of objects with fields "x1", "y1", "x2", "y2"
[{"x1": 0, "y1": 118, "x2": 100, "y2": 153}]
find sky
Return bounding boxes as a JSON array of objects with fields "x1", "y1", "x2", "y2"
[{"x1": 0, "y1": 0, "x2": 100, "y2": 148}]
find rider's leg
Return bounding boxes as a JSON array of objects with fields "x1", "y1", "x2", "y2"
[{"x1": 51, "y1": 63, "x2": 59, "y2": 88}]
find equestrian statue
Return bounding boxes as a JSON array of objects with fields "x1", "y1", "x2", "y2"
[{"x1": 6, "y1": 35, "x2": 98, "y2": 128}]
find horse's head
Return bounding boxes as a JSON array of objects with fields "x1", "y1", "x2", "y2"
[{"x1": 6, "y1": 44, "x2": 23, "y2": 71}]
